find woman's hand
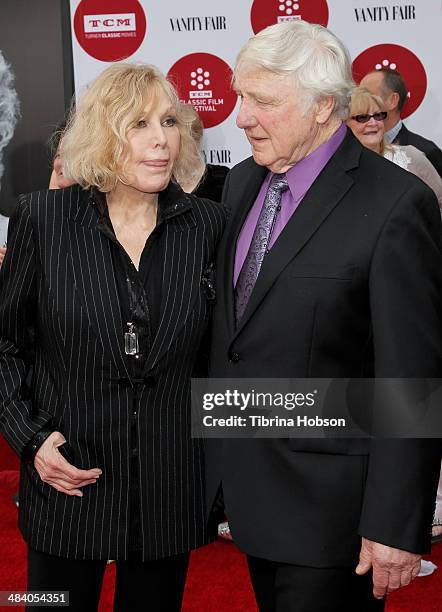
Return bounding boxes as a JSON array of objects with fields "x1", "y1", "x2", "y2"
[
  {"x1": 0, "y1": 246, "x2": 7, "y2": 267},
  {"x1": 34, "y1": 431, "x2": 102, "y2": 497}
]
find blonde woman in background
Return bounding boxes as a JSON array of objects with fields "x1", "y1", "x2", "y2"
[
  {"x1": 178, "y1": 103, "x2": 229, "y2": 201},
  {"x1": 347, "y1": 86, "x2": 442, "y2": 211}
]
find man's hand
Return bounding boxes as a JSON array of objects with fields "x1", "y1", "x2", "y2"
[
  {"x1": 355, "y1": 537, "x2": 421, "y2": 599},
  {"x1": 34, "y1": 431, "x2": 102, "y2": 497}
]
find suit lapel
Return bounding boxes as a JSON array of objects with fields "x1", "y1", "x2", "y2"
[
  {"x1": 143, "y1": 207, "x2": 199, "y2": 372},
  {"x1": 65, "y1": 185, "x2": 201, "y2": 377},
  {"x1": 233, "y1": 132, "x2": 361, "y2": 338},
  {"x1": 65, "y1": 189, "x2": 130, "y2": 378},
  {"x1": 395, "y1": 124, "x2": 409, "y2": 145},
  {"x1": 222, "y1": 162, "x2": 268, "y2": 337}
]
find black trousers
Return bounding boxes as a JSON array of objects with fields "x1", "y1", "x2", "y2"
[
  {"x1": 27, "y1": 548, "x2": 190, "y2": 612},
  {"x1": 247, "y1": 555, "x2": 386, "y2": 612}
]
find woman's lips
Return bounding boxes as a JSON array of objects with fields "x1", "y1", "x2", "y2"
[{"x1": 142, "y1": 159, "x2": 169, "y2": 167}]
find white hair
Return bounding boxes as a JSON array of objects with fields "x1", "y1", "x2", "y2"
[
  {"x1": 235, "y1": 21, "x2": 354, "y2": 120},
  {"x1": 0, "y1": 51, "x2": 20, "y2": 188}
]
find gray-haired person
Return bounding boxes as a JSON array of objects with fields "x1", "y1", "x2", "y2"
[
  {"x1": 205, "y1": 21, "x2": 441, "y2": 611},
  {"x1": 0, "y1": 50, "x2": 19, "y2": 263}
]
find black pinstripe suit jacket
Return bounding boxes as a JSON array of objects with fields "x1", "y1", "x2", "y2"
[{"x1": 0, "y1": 184, "x2": 226, "y2": 560}]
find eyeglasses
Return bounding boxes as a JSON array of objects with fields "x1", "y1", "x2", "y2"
[{"x1": 351, "y1": 112, "x2": 388, "y2": 123}]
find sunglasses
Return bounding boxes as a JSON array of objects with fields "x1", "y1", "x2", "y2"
[{"x1": 351, "y1": 111, "x2": 388, "y2": 123}]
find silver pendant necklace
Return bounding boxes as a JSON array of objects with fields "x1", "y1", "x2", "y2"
[{"x1": 124, "y1": 322, "x2": 139, "y2": 355}]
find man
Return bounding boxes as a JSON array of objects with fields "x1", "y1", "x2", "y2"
[
  {"x1": 360, "y1": 67, "x2": 442, "y2": 177},
  {"x1": 205, "y1": 21, "x2": 441, "y2": 611}
]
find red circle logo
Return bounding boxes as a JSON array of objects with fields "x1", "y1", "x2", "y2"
[
  {"x1": 74, "y1": 0, "x2": 146, "y2": 62},
  {"x1": 251, "y1": 0, "x2": 329, "y2": 34},
  {"x1": 167, "y1": 53, "x2": 237, "y2": 129},
  {"x1": 352, "y1": 44, "x2": 427, "y2": 119}
]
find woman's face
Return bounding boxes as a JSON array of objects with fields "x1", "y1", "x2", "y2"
[
  {"x1": 121, "y1": 88, "x2": 181, "y2": 195},
  {"x1": 347, "y1": 103, "x2": 386, "y2": 153},
  {"x1": 52, "y1": 151, "x2": 76, "y2": 189}
]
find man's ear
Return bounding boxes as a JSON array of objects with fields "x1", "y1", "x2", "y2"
[
  {"x1": 385, "y1": 91, "x2": 400, "y2": 112},
  {"x1": 315, "y1": 96, "x2": 336, "y2": 125}
]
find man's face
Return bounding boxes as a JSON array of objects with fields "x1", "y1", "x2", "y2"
[
  {"x1": 360, "y1": 71, "x2": 398, "y2": 113},
  {"x1": 234, "y1": 67, "x2": 320, "y2": 173},
  {"x1": 359, "y1": 71, "x2": 385, "y2": 102}
]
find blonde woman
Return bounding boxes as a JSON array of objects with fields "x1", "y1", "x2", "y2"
[
  {"x1": 178, "y1": 103, "x2": 229, "y2": 201},
  {"x1": 347, "y1": 86, "x2": 442, "y2": 211},
  {"x1": 0, "y1": 63, "x2": 226, "y2": 611}
]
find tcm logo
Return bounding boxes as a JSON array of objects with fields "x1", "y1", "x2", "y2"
[
  {"x1": 278, "y1": 0, "x2": 302, "y2": 23},
  {"x1": 251, "y1": 0, "x2": 329, "y2": 33},
  {"x1": 190, "y1": 68, "x2": 212, "y2": 99},
  {"x1": 74, "y1": 0, "x2": 146, "y2": 62},
  {"x1": 83, "y1": 13, "x2": 136, "y2": 33},
  {"x1": 167, "y1": 53, "x2": 237, "y2": 128},
  {"x1": 352, "y1": 44, "x2": 427, "y2": 118}
]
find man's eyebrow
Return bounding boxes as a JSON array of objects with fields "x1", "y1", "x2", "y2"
[{"x1": 234, "y1": 88, "x2": 278, "y2": 103}]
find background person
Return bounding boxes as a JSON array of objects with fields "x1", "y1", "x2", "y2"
[
  {"x1": 205, "y1": 21, "x2": 441, "y2": 612},
  {"x1": 177, "y1": 103, "x2": 232, "y2": 543},
  {"x1": 347, "y1": 86, "x2": 442, "y2": 211},
  {"x1": 176, "y1": 103, "x2": 232, "y2": 542},
  {"x1": 0, "y1": 50, "x2": 20, "y2": 265},
  {"x1": 178, "y1": 103, "x2": 229, "y2": 201},
  {"x1": 360, "y1": 68, "x2": 442, "y2": 178},
  {"x1": 48, "y1": 122, "x2": 75, "y2": 190},
  {"x1": 0, "y1": 63, "x2": 226, "y2": 611}
]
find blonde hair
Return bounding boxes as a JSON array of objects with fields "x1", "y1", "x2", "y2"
[
  {"x1": 180, "y1": 103, "x2": 204, "y2": 144},
  {"x1": 349, "y1": 87, "x2": 389, "y2": 155},
  {"x1": 175, "y1": 103, "x2": 206, "y2": 190},
  {"x1": 61, "y1": 63, "x2": 197, "y2": 191},
  {"x1": 349, "y1": 87, "x2": 385, "y2": 117}
]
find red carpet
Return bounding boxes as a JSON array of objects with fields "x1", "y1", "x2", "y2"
[{"x1": 1, "y1": 435, "x2": 440, "y2": 611}]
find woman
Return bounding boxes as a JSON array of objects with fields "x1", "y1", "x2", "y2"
[
  {"x1": 175, "y1": 104, "x2": 232, "y2": 543},
  {"x1": 347, "y1": 86, "x2": 442, "y2": 209},
  {"x1": 0, "y1": 63, "x2": 226, "y2": 611},
  {"x1": 178, "y1": 103, "x2": 229, "y2": 201},
  {"x1": 48, "y1": 122, "x2": 75, "y2": 190}
]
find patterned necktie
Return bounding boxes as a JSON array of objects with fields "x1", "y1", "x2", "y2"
[{"x1": 235, "y1": 173, "x2": 289, "y2": 323}]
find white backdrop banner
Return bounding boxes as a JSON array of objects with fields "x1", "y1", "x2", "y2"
[{"x1": 69, "y1": 0, "x2": 442, "y2": 168}]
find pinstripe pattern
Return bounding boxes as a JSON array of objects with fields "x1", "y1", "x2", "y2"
[{"x1": 0, "y1": 185, "x2": 226, "y2": 560}]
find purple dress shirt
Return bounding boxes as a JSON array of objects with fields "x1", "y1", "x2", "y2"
[{"x1": 234, "y1": 123, "x2": 347, "y2": 287}]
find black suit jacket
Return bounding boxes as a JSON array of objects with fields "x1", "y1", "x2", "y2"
[
  {"x1": 0, "y1": 184, "x2": 226, "y2": 560},
  {"x1": 206, "y1": 129, "x2": 442, "y2": 567},
  {"x1": 394, "y1": 124, "x2": 442, "y2": 178}
]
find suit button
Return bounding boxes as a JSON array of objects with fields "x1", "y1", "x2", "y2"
[{"x1": 229, "y1": 352, "x2": 240, "y2": 363}]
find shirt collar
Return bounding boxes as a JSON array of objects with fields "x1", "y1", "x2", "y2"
[
  {"x1": 262, "y1": 123, "x2": 347, "y2": 200},
  {"x1": 386, "y1": 119, "x2": 403, "y2": 144},
  {"x1": 89, "y1": 181, "x2": 193, "y2": 225}
]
